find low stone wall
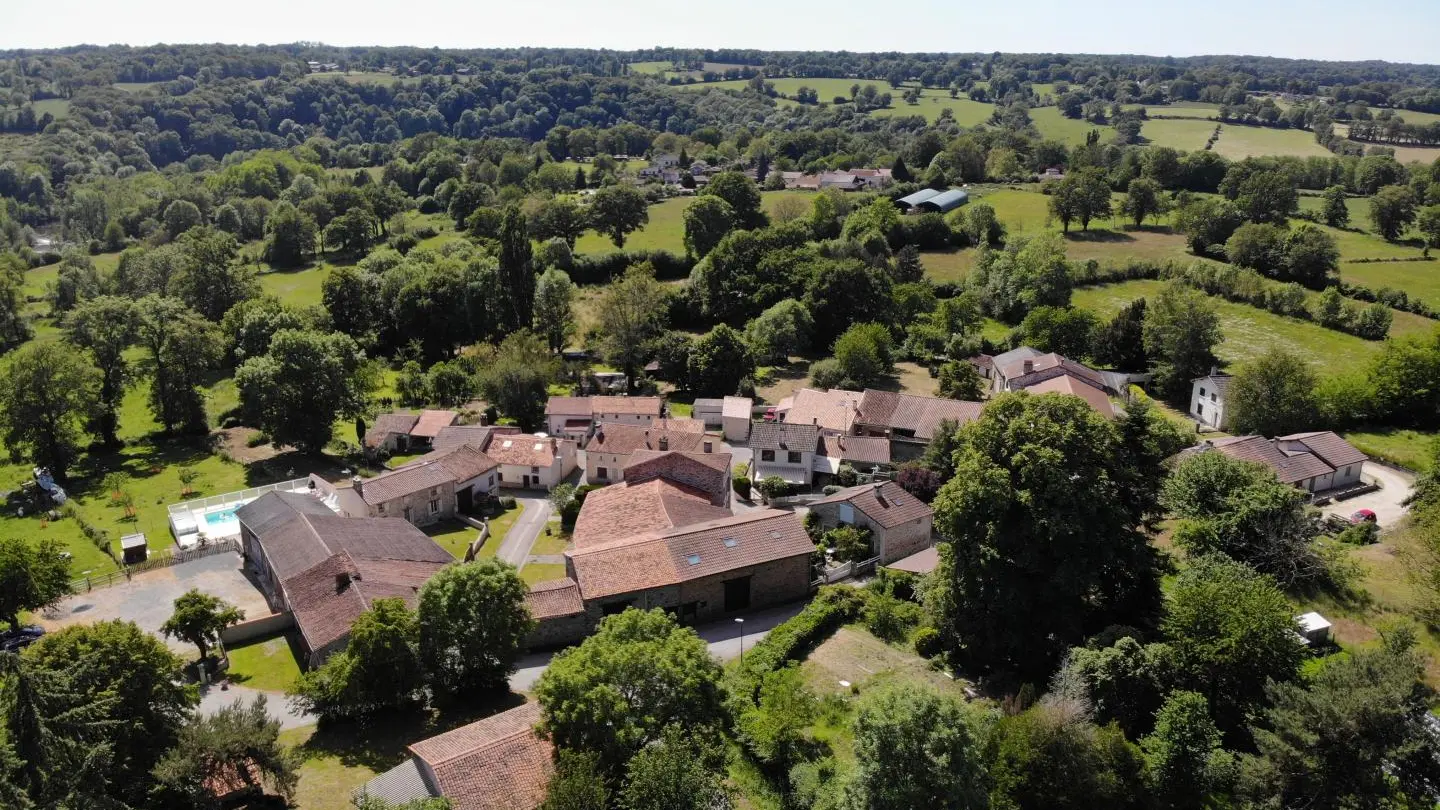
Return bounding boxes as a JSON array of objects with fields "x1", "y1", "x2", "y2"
[
  {"x1": 220, "y1": 612, "x2": 295, "y2": 645},
  {"x1": 527, "y1": 613, "x2": 589, "y2": 650}
]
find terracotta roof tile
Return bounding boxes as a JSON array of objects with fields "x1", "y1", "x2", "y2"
[
  {"x1": 485, "y1": 436, "x2": 569, "y2": 468},
  {"x1": 782, "y1": 388, "x2": 863, "y2": 433},
  {"x1": 855, "y1": 390, "x2": 983, "y2": 440},
  {"x1": 1209, "y1": 436, "x2": 1335, "y2": 484},
  {"x1": 365, "y1": 413, "x2": 420, "y2": 447},
  {"x1": 410, "y1": 410, "x2": 459, "y2": 439},
  {"x1": 818, "y1": 434, "x2": 892, "y2": 465},
  {"x1": 1025, "y1": 373, "x2": 1116, "y2": 418},
  {"x1": 572, "y1": 479, "x2": 730, "y2": 549},
  {"x1": 287, "y1": 553, "x2": 447, "y2": 652},
  {"x1": 356, "y1": 462, "x2": 453, "y2": 507},
  {"x1": 1277, "y1": 431, "x2": 1368, "y2": 469},
  {"x1": 587, "y1": 424, "x2": 707, "y2": 455},
  {"x1": 432, "y1": 425, "x2": 522, "y2": 454},
  {"x1": 810, "y1": 481, "x2": 933, "y2": 529},
  {"x1": 544, "y1": 396, "x2": 593, "y2": 416},
  {"x1": 525, "y1": 578, "x2": 584, "y2": 619},
  {"x1": 409, "y1": 702, "x2": 553, "y2": 810},
  {"x1": 624, "y1": 451, "x2": 732, "y2": 505}
]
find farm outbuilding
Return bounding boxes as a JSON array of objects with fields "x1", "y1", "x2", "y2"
[
  {"x1": 723, "y1": 396, "x2": 753, "y2": 442},
  {"x1": 692, "y1": 398, "x2": 724, "y2": 428},
  {"x1": 121, "y1": 533, "x2": 147, "y2": 564},
  {"x1": 915, "y1": 189, "x2": 969, "y2": 213},
  {"x1": 1296, "y1": 611, "x2": 1332, "y2": 645},
  {"x1": 894, "y1": 188, "x2": 941, "y2": 210}
]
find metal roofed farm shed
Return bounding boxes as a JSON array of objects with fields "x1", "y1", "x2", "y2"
[{"x1": 915, "y1": 189, "x2": 969, "y2": 213}]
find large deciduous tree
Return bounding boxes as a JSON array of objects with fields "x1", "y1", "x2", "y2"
[
  {"x1": 0, "y1": 341, "x2": 100, "y2": 481},
  {"x1": 0, "y1": 536, "x2": 71, "y2": 632},
  {"x1": 498, "y1": 204, "x2": 535, "y2": 334},
  {"x1": 235, "y1": 329, "x2": 373, "y2": 454},
  {"x1": 63, "y1": 295, "x2": 135, "y2": 447},
  {"x1": 476, "y1": 330, "x2": 556, "y2": 431},
  {"x1": 682, "y1": 195, "x2": 735, "y2": 259},
  {"x1": 701, "y1": 171, "x2": 766, "y2": 230},
  {"x1": 1370, "y1": 184, "x2": 1418, "y2": 241},
  {"x1": 153, "y1": 696, "x2": 300, "y2": 808},
  {"x1": 1140, "y1": 691, "x2": 1236, "y2": 809},
  {"x1": 596, "y1": 264, "x2": 669, "y2": 392},
  {"x1": 1226, "y1": 348, "x2": 1318, "y2": 436},
  {"x1": 136, "y1": 295, "x2": 224, "y2": 434},
  {"x1": 263, "y1": 200, "x2": 318, "y2": 268},
  {"x1": 417, "y1": 560, "x2": 532, "y2": 697},
  {"x1": 1161, "y1": 555, "x2": 1304, "y2": 738},
  {"x1": 618, "y1": 725, "x2": 733, "y2": 810},
  {"x1": 159, "y1": 589, "x2": 245, "y2": 661},
  {"x1": 970, "y1": 234, "x2": 1072, "y2": 323},
  {"x1": 290, "y1": 597, "x2": 424, "y2": 720},
  {"x1": 842, "y1": 683, "x2": 987, "y2": 810},
  {"x1": 589, "y1": 185, "x2": 650, "y2": 249},
  {"x1": 686, "y1": 324, "x2": 754, "y2": 398},
  {"x1": 536, "y1": 608, "x2": 724, "y2": 771},
  {"x1": 533, "y1": 268, "x2": 577, "y2": 354},
  {"x1": 1142, "y1": 283, "x2": 1222, "y2": 404},
  {"x1": 927, "y1": 392, "x2": 1163, "y2": 677},
  {"x1": 1091, "y1": 297, "x2": 1148, "y2": 372}
]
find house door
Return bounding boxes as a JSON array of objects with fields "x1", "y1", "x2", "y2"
[
  {"x1": 522, "y1": 474, "x2": 533, "y2": 488},
  {"x1": 723, "y1": 577, "x2": 752, "y2": 612},
  {"x1": 457, "y1": 486, "x2": 474, "y2": 514}
]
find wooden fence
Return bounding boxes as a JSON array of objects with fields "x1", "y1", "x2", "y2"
[{"x1": 69, "y1": 537, "x2": 239, "y2": 593}]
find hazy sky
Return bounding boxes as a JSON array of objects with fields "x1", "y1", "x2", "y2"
[{"x1": 3, "y1": 0, "x2": 1439, "y2": 64}]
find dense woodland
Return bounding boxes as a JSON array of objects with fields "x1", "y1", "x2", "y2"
[{"x1": 4, "y1": 44, "x2": 1440, "y2": 810}]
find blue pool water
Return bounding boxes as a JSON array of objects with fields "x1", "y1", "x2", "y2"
[{"x1": 204, "y1": 507, "x2": 238, "y2": 526}]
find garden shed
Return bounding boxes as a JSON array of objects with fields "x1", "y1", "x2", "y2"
[{"x1": 121, "y1": 533, "x2": 148, "y2": 565}]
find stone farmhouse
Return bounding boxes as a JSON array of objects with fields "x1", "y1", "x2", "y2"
[
  {"x1": 1200, "y1": 432, "x2": 1368, "y2": 494},
  {"x1": 809, "y1": 481, "x2": 935, "y2": 564}
]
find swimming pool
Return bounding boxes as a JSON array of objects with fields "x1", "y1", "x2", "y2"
[{"x1": 204, "y1": 507, "x2": 238, "y2": 526}]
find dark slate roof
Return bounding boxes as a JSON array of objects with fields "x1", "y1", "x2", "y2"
[
  {"x1": 358, "y1": 758, "x2": 433, "y2": 808},
  {"x1": 749, "y1": 421, "x2": 821, "y2": 452},
  {"x1": 239, "y1": 492, "x2": 452, "y2": 584}
]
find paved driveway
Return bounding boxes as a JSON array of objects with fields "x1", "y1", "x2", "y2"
[
  {"x1": 1322, "y1": 463, "x2": 1415, "y2": 528},
  {"x1": 496, "y1": 494, "x2": 553, "y2": 566},
  {"x1": 37, "y1": 552, "x2": 271, "y2": 654}
]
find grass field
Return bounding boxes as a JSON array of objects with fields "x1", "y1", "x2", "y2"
[
  {"x1": 1382, "y1": 144, "x2": 1440, "y2": 166},
  {"x1": 628, "y1": 61, "x2": 674, "y2": 75},
  {"x1": 257, "y1": 262, "x2": 333, "y2": 307},
  {"x1": 1147, "y1": 102, "x2": 1223, "y2": 119},
  {"x1": 1211, "y1": 123, "x2": 1332, "y2": 160},
  {"x1": 1342, "y1": 428, "x2": 1437, "y2": 472},
  {"x1": 1141, "y1": 117, "x2": 1218, "y2": 151},
  {"x1": 1071, "y1": 279, "x2": 1389, "y2": 373},
  {"x1": 30, "y1": 98, "x2": 71, "y2": 119},
  {"x1": 572, "y1": 190, "x2": 817, "y2": 257},
  {"x1": 521, "y1": 562, "x2": 566, "y2": 585},
  {"x1": 871, "y1": 94, "x2": 995, "y2": 127},
  {"x1": 224, "y1": 632, "x2": 304, "y2": 692},
  {"x1": 1030, "y1": 106, "x2": 1116, "y2": 145}
]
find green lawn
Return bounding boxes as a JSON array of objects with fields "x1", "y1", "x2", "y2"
[
  {"x1": 919, "y1": 249, "x2": 975, "y2": 284},
  {"x1": 1147, "y1": 102, "x2": 1222, "y2": 119},
  {"x1": 1211, "y1": 123, "x2": 1332, "y2": 160},
  {"x1": 423, "y1": 518, "x2": 485, "y2": 560},
  {"x1": 1031, "y1": 106, "x2": 1116, "y2": 146},
  {"x1": 1342, "y1": 428, "x2": 1437, "y2": 472},
  {"x1": 529, "y1": 526, "x2": 570, "y2": 556},
  {"x1": 1071, "y1": 279, "x2": 1389, "y2": 374},
  {"x1": 257, "y1": 263, "x2": 334, "y2": 308},
  {"x1": 628, "y1": 61, "x2": 673, "y2": 75},
  {"x1": 573, "y1": 190, "x2": 817, "y2": 257},
  {"x1": 1141, "y1": 117, "x2": 1218, "y2": 151},
  {"x1": 225, "y1": 633, "x2": 304, "y2": 692},
  {"x1": 520, "y1": 562, "x2": 567, "y2": 585},
  {"x1": 871, "y1": 94, "x2": 995, "y2": 127},
  {"x1": 30, "y1": 98, "x2": 70, "y2": 119}
]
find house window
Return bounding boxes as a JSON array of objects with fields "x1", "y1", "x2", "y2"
[
  {"x1": 1195, "y1": 403, "x2": 1203, "y2": 416},
  {"x1": 760, "y1": 449, "x2": 775, "y2": 462},
  {"x1": 788, "y1": 451, "x2": 802, "y2": 464},
  {"x1": 597, "y1": 467, "x2": 609, "y2": 480},
  {"x1": 497, "y1": 471, "x2": 504, "y2": 481},
  {"x1": 1210, "y1": 393, "x2": 1217, "y2": 402},
  {"x1": 531, "y1": 466, "x2": 540, "y2": 475},
  {"x1": 1199, "y1": 387, "x2": 1206, "y2": 397},
  {"x1": 429, "y1": 499, "x2": 440, "y2": 514},
  {"x1": 838, "y1": 503, "x2": 854, "y2": 524},
  {"x1": 488, "y1": 475, "x2": 495, "y2": 487}
]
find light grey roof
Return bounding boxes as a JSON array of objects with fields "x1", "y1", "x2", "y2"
[
  {"x1": 896, "y1": 188, "x2": 942, "y2": 207},
  {"x1": 357, "y1": 757, "x2": 434, "y2": 806},
  {"x1": 917, "y1": 189, "x2": 970, "y2": 213},
  {"x1": 990, "y1": 345, "x2": 1045, "y2": 370},
  {"x1": 749, "y1": 421, "x2": 821, "y2": 452}
]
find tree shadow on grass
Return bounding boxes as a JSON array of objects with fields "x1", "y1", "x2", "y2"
[
  {"x1": 1063, "y1": 229, "x2": 1137, "y2": 244},
  {"x1": 293, "y1": 690, "x2": 528, "y2": 774},
  {"x1": 241, "y1": 450, "x2": 353, "y2": 487},
  {"x1": 68, "y1": 436, "x2": 217, "y2": 499}
]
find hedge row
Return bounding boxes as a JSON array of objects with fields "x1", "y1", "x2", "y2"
[
  {"x1": 727, "y1": 586, "x2": 866, "y2": 702},
  {"x1": 570, "y1": 249, "x2": 693, "y2": 284}
]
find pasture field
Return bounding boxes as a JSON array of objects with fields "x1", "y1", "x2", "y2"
[
  {"x1": 871, "y1": 94, "x2": 995, "y2": 126},
  {"x1": 1029, "y1": 106, "x2": 1115, "y2": 145},
  {"x1": 627, "y1": 61, "x2": 673, "y2": 74},
  {"x1": 1071, "y1": 279, "x2": 1389, "y2": 373},
  {"x1": 30, "y1": 98, "x2": 70, "y2": 119},
  {"x1": 572, "y1": 190, "x2": 821, "y2": 257},
  {"x1": 1384, "y1": 108, "x2": 1440, "y2": 126},
  {"x1": 1146, "y1": 101, "x2": 1222, "y2": 119},
  {"x1": 1382, "y1": 144, "x2": 1440, "y2": 166},
  {"x1": 1141, "y1": 117, "x2": 1217, "y2": 151},
  {"x1": 1296, "y1": 193, "x2": 1373, "y2": 228},
  {"x1": 1211, "y1": 123, "x2": 1331, "y2": 160},
  {"x1": 257, "y1": 262, "x2": 333, "y2": 307}
]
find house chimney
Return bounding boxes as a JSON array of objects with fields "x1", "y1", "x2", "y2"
[
  {"x1": 659, "y1": 435, "x2": 669, "y2": 451},
  {"x1": 1210, "y1": 365, "x2": 1218, "y2": 376},
  {"x1": 703, "y1": 440, "x2": 713, "y2": 453},
  {"x1": 335, "y1": 572, "x2": 351, "y2": 591},
  {"x1": 350, "y1": 475, "x2": 363, "y2": 497},
  {"x1": 1022, "y1": 359, "x2": 1034, "y2": 374}
]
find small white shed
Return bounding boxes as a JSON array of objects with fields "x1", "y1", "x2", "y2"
[
  {"x1": 1296, "y1": 611, "x2": 1332, "y2": 645},
  {"x1": 723, "y1": 396, "x2": 753, "y2": 443},
  {"x1": 692, "y1": 398, "x2": 725, "y2": 429}
]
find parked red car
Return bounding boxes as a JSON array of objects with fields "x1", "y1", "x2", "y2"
[
  {"x1": 1351, "y1": 509, "x2": 1378, "y2": 524},
  {"x1": 763, "y1": 407, "x2": 777, "y2": 422}
]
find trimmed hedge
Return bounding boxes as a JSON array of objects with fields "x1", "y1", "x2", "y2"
[{"x1": 570, "y1": 249, "x2": 693, "y2": 284}]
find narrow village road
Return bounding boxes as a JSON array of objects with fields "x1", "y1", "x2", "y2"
[{"x1": 496, "y1": 495, "x2": 553, "y2": 566}]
